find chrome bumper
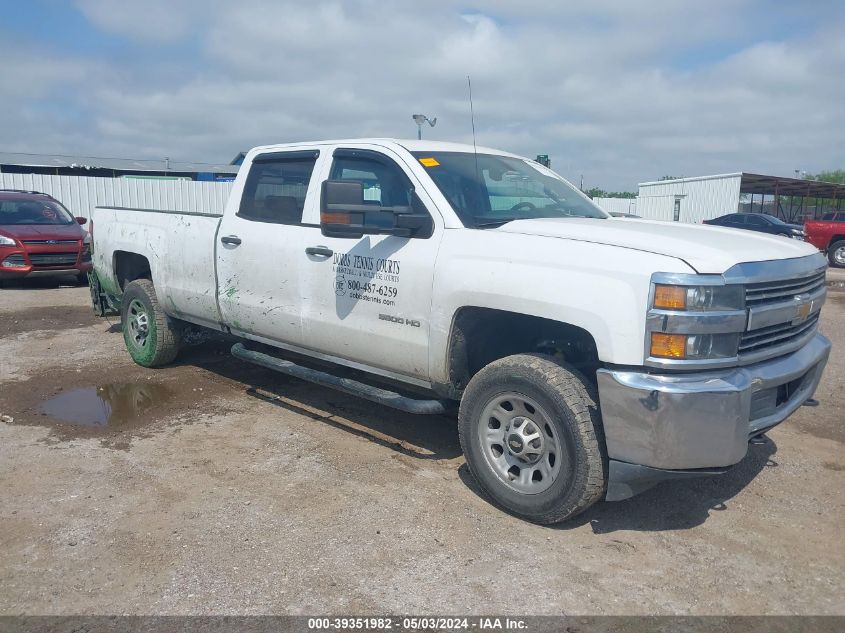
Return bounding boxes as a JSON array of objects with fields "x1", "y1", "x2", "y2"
[{"x1": 597, "y1": 333, "x2": 831, "y2": 471}]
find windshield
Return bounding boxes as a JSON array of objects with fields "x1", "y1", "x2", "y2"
[
  {"x1": 411, "y1": 151, "x2": 607, "y2": 227},
  {"x1": 0, "y1": 198, "x2": 74, "y2": 225}
]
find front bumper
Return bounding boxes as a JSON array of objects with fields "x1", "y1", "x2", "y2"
[
  {"x1": 0, "y1": 245, "x2": 91, "y2": 279},
  {"x1": 597, "y1": 334, "x2": 831, "y2": 497}
]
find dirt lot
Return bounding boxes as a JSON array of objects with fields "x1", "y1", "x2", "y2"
[{"x1": 1, "y1": 278, "x2": 843, "y2": 615}]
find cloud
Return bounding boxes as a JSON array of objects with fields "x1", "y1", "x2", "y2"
[{"x1": 0, "y1": 0, "x2": 842, "y2": 189}]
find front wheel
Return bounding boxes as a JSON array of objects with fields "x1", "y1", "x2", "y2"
[
  {"x1": 829, "y1": 240, "x2": 845, "y2": 268},
  {"x1": 121, "y1": 278, "x2": 181, "y2": 367},
  {"x1": 458, "y1": 354, "x2": 607, "y2": 524}
]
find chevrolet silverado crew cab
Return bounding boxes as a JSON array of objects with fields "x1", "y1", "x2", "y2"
[{"x1": 88, "y1": 139, "x2": 831, "y2": 524}]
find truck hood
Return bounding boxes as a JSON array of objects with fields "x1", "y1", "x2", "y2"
[{"x1": 495, "y1": 218, "x2": 819, "y2": 274}]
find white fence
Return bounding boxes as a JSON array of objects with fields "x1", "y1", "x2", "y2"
[
  {"x1": 592, "y1": 197, "x2": 637, "y2": 215},
  {"x1": 0, "y1": 173, "x2": 234, "y2": 219}
]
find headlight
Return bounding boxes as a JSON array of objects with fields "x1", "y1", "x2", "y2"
[
  {"x1": 653, "y1": 284, "x2": 744, "y2": 311},
  {"x1": 650, "y1": 332, "x2": 742, "y2": 360},
  {"x1": 648, "y1": 275, "x2": 747, "y2": 366},
  {"x1": 0, "y1": 235, "x2": 16, "y2": 247},
  {"x1": 83, "y1": 233, "x2": 92, "y2": 244}
]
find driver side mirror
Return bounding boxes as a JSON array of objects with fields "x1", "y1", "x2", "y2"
[
  {"x1": 75, "y1": 216, "x2": 87, "y2": 225},
  {"x1": 320, "y1": 180, "x2": 432, "y2": 239}
]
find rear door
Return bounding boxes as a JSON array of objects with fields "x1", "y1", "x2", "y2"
[
  {"x1": 299, "y1": 146, "x2": 443, "y2": 381},
  {"x1": 744, "y1": 214, "x2": 770, "y2": 234},
  {"x1": 216, "y1": 149, "x2": 321, "y2": 346}
]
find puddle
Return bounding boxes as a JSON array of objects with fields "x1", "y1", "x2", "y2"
[{"x1": 37, "y1": 383, "x2": 175, "y2": 427}]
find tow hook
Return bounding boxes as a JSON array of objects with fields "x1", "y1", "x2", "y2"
[
  {"x1": 802, "y1": 398, "x2": 819, "y2": 407},
  {"x1": 749, "y1": 434, "x2": 769, "y2": 446}
]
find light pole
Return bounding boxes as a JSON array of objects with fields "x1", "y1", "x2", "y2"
[{"x1": 412, "y1": 114, "x2": 437, "y2": 140}]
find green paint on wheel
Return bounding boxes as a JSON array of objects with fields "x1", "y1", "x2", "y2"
[
  {"x1": 120, "y1": 279, "x2": 181, "y2": 368},
  {"x1": 124, "y1": 298, "x2": 159, "y2": 366}
]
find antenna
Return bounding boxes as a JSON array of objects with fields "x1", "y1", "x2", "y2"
[
  {"x1": 467, "y1": 75, "x2": 480, "y2": 182},
  {"x1": 467, "y1": 75, "x2": 478, "y2": 153}
]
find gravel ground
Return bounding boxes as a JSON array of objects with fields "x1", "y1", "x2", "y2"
[{"x1": 0, "y1": 277, "x2": 843, "y2": 615}]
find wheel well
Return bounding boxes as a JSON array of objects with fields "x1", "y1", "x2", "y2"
[
  {"x1": 829, "y1": 235, "x2": 845, "y2": 246},
  {"x1": 446, "y1": 307, "x2": 600, "y2": 395},
  {"x1": 113, "y1": 251, "x2": 151, "y2": 290}
]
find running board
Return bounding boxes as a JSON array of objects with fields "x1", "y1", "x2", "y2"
[{"x1": 231, "y1": 343, "x2": 451, "y2": 415}]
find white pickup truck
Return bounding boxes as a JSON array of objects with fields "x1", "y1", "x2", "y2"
[{"x1": 89, "y1": 139, "x2": 831, "y2": 523}]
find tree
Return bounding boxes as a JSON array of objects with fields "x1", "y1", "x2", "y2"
[
  {"x1": 807, "y1": 170, "x2": 845, "y2": 184},
  {"x1": 585, "y1": 187, "x2": 636, "y2": 199}
]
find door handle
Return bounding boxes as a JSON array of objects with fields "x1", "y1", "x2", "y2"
[
  {"x1": 305, "y1": 245, "x2": 333, "y2": 257},
  {"x1": 221, "y1": 235, "x2": 242, "y2": 246}
]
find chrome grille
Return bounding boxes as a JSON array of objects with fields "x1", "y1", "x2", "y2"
[
  {"x1": 739, "y1": 312, "x2": 820, "y2": 356},
  {"x1": 28, "y1": 252, "x2": 79, "y2": 266},
  {"x1": 745, "y1": 270, "x2": 826, "y2": 307}
]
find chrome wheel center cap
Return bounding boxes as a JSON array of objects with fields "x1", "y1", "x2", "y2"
[{"x1": 505, "y1": 416, "x2": 544, "y2": 463}]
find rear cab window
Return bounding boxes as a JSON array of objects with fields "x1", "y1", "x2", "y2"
[{"x1": 239, "y1": 151, "x2": 319, "y2": 224}]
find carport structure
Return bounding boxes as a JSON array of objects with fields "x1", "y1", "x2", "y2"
[{"x1": 740, "y1": 173, "x2": 845, "y2": 223}]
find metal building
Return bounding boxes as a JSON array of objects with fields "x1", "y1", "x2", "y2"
[
  {"x1": 591, "y1": 197, "x2": 638, "y2": 216},
  {"x1": 0, "y1": 151, "x2": 237, "y2": 181},
  {"x1": 0, "y1": 173, "x2": 234, "y2": 220},
  {"x1": 0, "y1": 152, "x2": 238, "y2": 219},
  {"x1": 636, "y1": 173, "x2": 845, "y2": 224}
]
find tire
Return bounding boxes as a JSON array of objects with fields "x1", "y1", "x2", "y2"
[
  {"x1": 121, "y1": 278, "x2": 181, "y2": 367},
  {"x1": 828, "y1": 240, "x2": 845, "y2": 268},
  {"x1": 458, "y1": 353, "x2": 607, "y2": 524}
]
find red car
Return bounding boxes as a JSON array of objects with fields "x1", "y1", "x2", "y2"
[
  {"x1": 0, "y1": 189, "x2": 92, "y2": 285},
  {"x1": 805, "y1": 212, "x2": 845, "y2": 268}
]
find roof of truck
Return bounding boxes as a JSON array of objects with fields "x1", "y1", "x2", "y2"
[{"x1": 248, "y1": 138, "x2": 525, "y2": 160}]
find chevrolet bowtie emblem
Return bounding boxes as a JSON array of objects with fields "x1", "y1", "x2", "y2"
[
  {"x1": 797, "y1": 302, "x2": 812, "y2": 320},
  {"x1": 792, "y1": 294, "x2": 813, "y2": 324}
]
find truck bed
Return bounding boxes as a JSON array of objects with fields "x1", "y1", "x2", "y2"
[{"x1": 92, "y1": 206, "x2": 224, "y2": 328}]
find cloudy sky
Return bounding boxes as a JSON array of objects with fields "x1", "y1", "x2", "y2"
[{"x1": 2, "y1": 0, "x2": 843, "y2": 190}]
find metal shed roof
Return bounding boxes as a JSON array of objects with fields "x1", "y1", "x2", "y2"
[
  {"x1": 0, "y1": 151, "x2": 238, "y2": 174},
  {"x1": 641, "y1": 172, "x2": 844, "y2": 200},
  {"x1": 739, "y1": 172, "x2": 845, "y2": 199}
]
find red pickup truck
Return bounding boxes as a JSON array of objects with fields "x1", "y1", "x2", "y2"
[{"x1": 805, "y1": 212, "x2": 845, "y2": 268}]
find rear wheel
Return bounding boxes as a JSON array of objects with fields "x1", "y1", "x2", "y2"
[
  {"x1": 829, "y1": 240, "x2": 845, "y2": 268},
  {"x1": 458, "y1": 353, "x2": 606, "y2": 524},
  {"x1": 121, "y1": 278, "x2": 181, "y2": 367}
]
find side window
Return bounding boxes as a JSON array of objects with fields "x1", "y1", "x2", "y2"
[
  {"x1": 239, "y1": 152, "x2": 318, "y2": 224},
  {"x1": 729, "y1": 215, "x2": 746, "y2": 225},
  {"x1": 329, "y1": 155, "x2": 417, "y2": 209},
  {"x1": 745, "y1": 215, "x2": 765, "y2": 227}
]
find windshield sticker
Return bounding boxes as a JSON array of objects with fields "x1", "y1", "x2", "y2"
[
  {"x1": 332, "y1": 253, "x2": 401, "y2": 307},
  {"x1": 418, "y1": 157, "x2": 440, "y2": 167}
]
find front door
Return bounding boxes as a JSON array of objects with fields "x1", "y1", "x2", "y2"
[
  {"x1": 216, "y1": 149, "x2": 321, "y2": 346},
  {"x1": 300, "y1": 147, "x2": 442, "y2": 381}
]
